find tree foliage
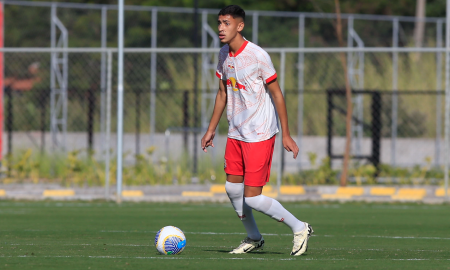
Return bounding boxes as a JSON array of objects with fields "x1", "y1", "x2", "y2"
[
  {"x1": 6, "y1": 0, "x2": 447, "y2": 48},
  {"x1": 28, "y1": 0, "x2": 447, "y2": 16}
]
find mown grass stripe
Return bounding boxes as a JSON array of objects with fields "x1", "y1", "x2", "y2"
[
  {"x1": 98, "y1": 230, "x2": 450, "y2": 240},
  {"x1": 1, "y1": 255, "x2": 449, "y2": 261}
]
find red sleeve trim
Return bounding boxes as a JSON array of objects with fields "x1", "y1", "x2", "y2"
[
  {"x1": 216, "y1": 71, "x2": 222, "y2": 79},
  {"x1": 266, "y1": 73, "x2": 277, "y2": 84}
]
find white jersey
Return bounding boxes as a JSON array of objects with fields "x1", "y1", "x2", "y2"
[{"x1": 216, "y1": 40, "x2": 279, "y2": 142}]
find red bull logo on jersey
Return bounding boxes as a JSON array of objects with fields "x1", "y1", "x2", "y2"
[
  {"x1": 227, "y1": 64, "x2": 235, "y2": 70},
  {"x1": 227, "y1": 77, "x2": 246, "y2": 92}
]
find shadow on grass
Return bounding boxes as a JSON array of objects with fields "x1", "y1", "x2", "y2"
[{"x1": 203, "y1": 249, "x2": 284, "y2": 255}]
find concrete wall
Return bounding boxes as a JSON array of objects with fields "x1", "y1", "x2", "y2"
[{"x1": 4, "y1": 132, "x2": 442, "y2": 173}]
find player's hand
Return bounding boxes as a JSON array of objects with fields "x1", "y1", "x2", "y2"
[
  {"x1": 201, "y1": 130, "x2": 215, "y2": 153},
  {"x1": 282, "y1": 135, "x2": 299, "y2": 159}
]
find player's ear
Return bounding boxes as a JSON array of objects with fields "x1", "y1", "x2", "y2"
[{"x1": 237, "y1": 21, "x2": 244, "y2": 32}]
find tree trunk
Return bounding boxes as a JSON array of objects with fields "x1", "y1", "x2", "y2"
[
  {"x1": 414, "y1": 0, "x2": 427, "y2": 48},
  {"x1": 335, "y1": 0, "x2": 352, "y2": 187}
]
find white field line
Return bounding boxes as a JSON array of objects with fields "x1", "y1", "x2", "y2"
[
  {"x1": 0, "y1": 255, "x2": 449, "y2": 261},
  {"x1": 391, "y1": 259, "x2": 430, "y2": 261},
  {"x1": 354, "y1": 235, "x2": 450, "y2": 240},
  {"x1": 4, "y1": 229, "x2": 450, "y2": 241},
  {"x1": 364, "y1": 205, "x2": 442, "y2": 210},
  {"x1": 0, "y1": 255, "x2": 341, "y2": 261},
  {"x1": 99, "y1": 230, "x2": 450, "y2": 240},
  {"x1": 0, "y1": 210, "x2": 30, "y2": 214},
  {"x1": 3, "y1": 243, "x2": 447, "y2": 253}
]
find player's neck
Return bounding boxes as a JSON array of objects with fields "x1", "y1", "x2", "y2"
[{"x1": 228, "y1": 34, "x2": 246, "y2": 56}]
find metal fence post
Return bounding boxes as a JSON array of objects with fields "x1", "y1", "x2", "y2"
[
  {"x1": 193, "y1": 0, "x2": 199, "y2": 176},
  {"x1": 116, "y1": 0, "x2": 124, "y2": 203},
  {"x1": 150, "y1": 8, "x2": 158, "y2": 158},
  {"x1": 277, "y1": 50, "x2": 286, "y2": 193},
  {"x1": 297, "y1": 14, "x2": 305, "y2": 170},
  {"x1": 50, "y1": 3, "x2": 68, "y2": 153},
  {"x1": 200, "y1": 11, "x2": 220, "y2": 169},
  {"x1": 391, "y1": 18, "x2": 399, "y2": 167},
  {"x1": 100, "y1": 6, "x2": 108, "y2": 162},
  {"x1": 105, "y1": 50, "x2": 112, "y2": 200},
  {"x1": 252, "y1": 12, "x2": 258, "y2": 44},
  {"x1": 347, "y1": 16, "x2": 353, "y2": 77},
  {"x1": 444, "y1": 0, "x2": 450, "y2": 200},
  {"x1": 436, "y1": 19, "x2": 443, "y2": 167},
  {"x1": 135, "y1": 88, "x2": 141, "y2": 156},
  {"x1": 347, "y1": 17, "x2": 365, "y2": 157},
  {"x1": 6, "y1": 86, "x2": 12, "y2": 177}
]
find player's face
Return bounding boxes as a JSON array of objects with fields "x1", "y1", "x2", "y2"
[{"x1": 218, "y1": 15, "x2": 244, "y2": 44}]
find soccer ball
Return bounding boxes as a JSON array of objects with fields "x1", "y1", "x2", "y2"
[{"x1": 154, "y1": 226, "x2": 186, "y2": 255}]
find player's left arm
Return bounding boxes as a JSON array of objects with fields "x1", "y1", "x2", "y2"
[{"x1": 267, "y1": 79, "x2": 299, "y2": 159}]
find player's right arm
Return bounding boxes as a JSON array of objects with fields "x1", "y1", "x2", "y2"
[{"x1": 201, "y1": 79, "x2": 227, "y2": 152}]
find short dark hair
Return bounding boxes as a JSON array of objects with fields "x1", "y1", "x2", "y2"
[{"x1": 218, "y1": 5, "x2": 245, "y2": 22}]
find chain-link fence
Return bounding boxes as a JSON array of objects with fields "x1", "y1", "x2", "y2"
[{"x1": 1, "y1": 48, "x2": 448, "y2": 186}]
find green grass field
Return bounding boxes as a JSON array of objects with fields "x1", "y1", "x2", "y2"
[{"x1": 1, "y1": 201, "x2": 449, "y2": 269}]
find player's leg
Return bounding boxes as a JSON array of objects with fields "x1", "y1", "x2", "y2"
[
  {"x1": 226, "y1": 175, "x2": 264, "y2": 254},
  {"x1": 224, "y1": 138, "x2": 263, "y2": 254},
  {"x1": 225, "y1": 174, "x2": 261, "y2": 240},
  {"x1": 244, "y1": 186, "x2": 306, "y2": 234},
  {"x1": 244, "y1": 189, "x2": 313, "y2": 256},
  {"x1": 242, "y1": 136, "x2": 313, "y2": 256}
]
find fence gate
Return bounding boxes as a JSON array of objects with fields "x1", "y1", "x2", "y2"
[{"x1": 326, "y1": 89, "x2": 382, "y2": 173}]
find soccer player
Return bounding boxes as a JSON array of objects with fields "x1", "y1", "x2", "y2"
[{"x1": 201, "y1": 5, "x2": 313, "y2": 256}]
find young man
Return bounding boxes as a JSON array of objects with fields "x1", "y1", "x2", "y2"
[{"x1": 201, "y1": 5, "x2": 313, "y2": 256}]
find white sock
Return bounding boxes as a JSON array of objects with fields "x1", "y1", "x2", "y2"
[
  {"x1": 225, "y1": 182, "x2": 261, "y2": 240},
  {"x1": 245, "y1": 195, "x2": 306, "y2": 234}
]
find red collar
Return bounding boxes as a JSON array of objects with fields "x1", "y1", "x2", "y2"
[{"x1": 229, "y1": 40, "x2": 248, "y2": 57}]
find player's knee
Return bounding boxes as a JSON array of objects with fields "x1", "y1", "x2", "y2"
[
  {"x1": 225, "y1": 181, "x2": 244, "y2": 200},
  {"x1": 245, "y1": 195, "x2": 273, "y2": 213}
]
